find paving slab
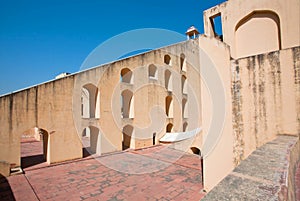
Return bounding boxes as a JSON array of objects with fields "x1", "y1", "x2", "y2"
[{"x1": 2, "y1": 144, "x2": 205, "y2": 201}]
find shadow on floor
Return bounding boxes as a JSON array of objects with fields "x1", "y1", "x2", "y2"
[
  {"x1": 21, "y1": 154, "x2": 45, "y2": 169},
  {"x1": 0, "y1": 174, "x2": 16, "y2": 201}
]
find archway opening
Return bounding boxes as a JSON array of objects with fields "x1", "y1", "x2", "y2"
[
  {"x1": 164, "y1": 70, "x2": 172, "y2": 92},
  {"x1": 165, "y1": 95, "x2": 173, "y2": 118},
  {"x1": 122, "y1": 125, "x2": 134, "y2": 150},
  {"x1": 166, "y1": 123, "x2": 173, "y2": 133},
  {"x1": 81, "y1": 84, "x2": 100, "y2": 118},
  {"x1": 148, "y1": 64, "x2": 158, "y2": 80},
  {"x1": 121, "y1": 89, "x2": 134, "y2": 118},
  {"x1": 20, "y1": 127, "x2": 49, "y2": 170},
  {"x1": 180, "y1": 53, "x2": 186, "y2": 72},
  {"x1": 182, "y1": 98, "x2": 188, "y2": 118},
  {"x1": 120, "y1": 68, "x2": 133, "y2": 84},
  {"x1": 164, "y1": 55, "x2": 171, "y2": 65},
  {"x1": 183, "y1": 122, "x2": 188, "y2": 132},
  {"x1": 82, "y1": 126, "x2": 100, "y2": 157}
]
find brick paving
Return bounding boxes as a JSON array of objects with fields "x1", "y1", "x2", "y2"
[{"x1": 1, "y1": 141, "x2": 205, "y2": 201}]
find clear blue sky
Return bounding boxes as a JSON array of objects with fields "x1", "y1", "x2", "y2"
[{"x1": 0, "y1": 0, "x2": 224, "y2": 95}]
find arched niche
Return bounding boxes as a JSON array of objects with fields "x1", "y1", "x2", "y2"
[
  {"x1": 121, "y1": 89, "x2": 134, "y2": 118},
  {"x1": 81, "y1": 84, "x2": 100, "y2": 118},
  {"x1": 120, "y1": 68, "x2": 133, "y2": 84},
  {"x1": 122, "y1": 125, "x2": 134, "y2": 150},
  {"x1": 235, "y1": 10, "x2": 281, "y2": 58}
]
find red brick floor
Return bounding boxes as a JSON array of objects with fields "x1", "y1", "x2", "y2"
[
  {"x1": 2, "y1": 142, "x2": 205, "y2": 201},
  {"x1": 296, "y1": 162, "x2": 300, "y2": 201}
]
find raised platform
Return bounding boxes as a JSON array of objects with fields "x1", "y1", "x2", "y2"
[{"x1": 202, "y1": 135, "x2": 300, "y2": 200}]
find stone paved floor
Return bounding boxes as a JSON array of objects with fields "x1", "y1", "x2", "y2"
[{"x1": 0, "y1": 141, "x2": 205, "y2": 201}]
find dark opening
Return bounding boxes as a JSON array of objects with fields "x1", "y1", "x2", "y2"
[
  {"x1": 190, "y1": 147, "x2": 201, "y2": 155},
  {"x1": 21, "y1": 128, "x2": 48, "y2": 169},
  {"x1": 210, "y1": 14, "x2": 223, "y2": 41},
  {"x1": 153, "y1": 132, "x2": 156, "y2": 145}
]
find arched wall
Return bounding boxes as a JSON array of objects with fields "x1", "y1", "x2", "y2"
[
  {"x1": 203, "y1": 0, "x2": 300, "y2": 59},
  {"x1": 235, "y1": 11, "x2": 281, "y2": 58}
]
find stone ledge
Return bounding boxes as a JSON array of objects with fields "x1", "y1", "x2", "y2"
[{"x1": 202, "y1": 135, "x2": 299, "y2": 201}]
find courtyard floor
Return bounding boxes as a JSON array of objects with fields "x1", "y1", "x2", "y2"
[{"x1": 0, "y1": 139, "x2": 205, "y2": 201}]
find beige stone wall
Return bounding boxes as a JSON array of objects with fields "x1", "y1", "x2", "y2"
[
  {"x1": 199, "y1": 35, "x2": 234, "y2": 191},
  {"x1": 0, "y1": 39, "x2": 203, "y2": 170},
  {"x1": 0, "y1": 76, "x2": 82, "y2": 167},
  {"x1": 203, "y1": 0, "x2": 300, "y2": 59},
  {"x1": 231, "y1": 47, "x2": 300, "y2": 165}
]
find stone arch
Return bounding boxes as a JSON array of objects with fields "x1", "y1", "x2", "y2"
[
  {"x1": 165, "y1": 95, "x2": 173, "y2": 118},
  {"x1": 121, "y1": 89, "x2": 134, "y2": 118},
  {"x1": 120, "y1": 68, "x2": 133, "y2": 84},
  {"x1": 122, "y1": 125, "x2": 134, "y2": 150},
  {"x1": 81, "y1": 83, "x2": 100, "y2": 118},
  {"x1": 164, "y1": 69, "x2": 172, "y2": 92},
  {"x1": 164, "y1": 54, "x2": 171, "y2": 65},
  {"x1": 166, "y1": 123, "x2": 173, "y2": 133},
  {"x1": 182, "y1": 98, "x2": 188, "y2": 118},
  {"x1": 181, "y1": 75, "x2": 188, "y2": 94},
  {"x1": 183, "y1": 122, "x2": 188, "y2": 132},
  {"x1": 20, "y1": 127, "x2": 49, "y2": 168},
  {"x1": 180, "y1": 53, "x2": 186, "y2": 72},
  {"x1": 148, "y1": 64, "x2": 158, "y2": 79},
  {"x1": 235, "y1": 10, "x2": 281, "y2": 58},
  {"x1": 82, "y1": 126, "x2": 100, "y2": 155}
]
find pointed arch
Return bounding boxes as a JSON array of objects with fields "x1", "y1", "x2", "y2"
[
  {"x1": 120, "y1": 68, "x2": 133, "y2": 84},
  {"x1": 81, "y1": 84, "x2": 100, "y2": 118},
  {"x1": 164, "y1": 69, "x2": 172, "y2": 92},
  {"x1": 164, "y1": 54, "x2": 172, "y2": 65},
  {"x1": 148, "y1": 64, "x2": 158, "y2": 80},
  {"x1": 166, "y1": 123, "x2": 173, "y2": 133},
  {"x1": 82, "y1": 126, "x2": 101, "y2": 156},
  {"x1": 180, "y1": 53, "x2": 186, "y2": 72},
  {"x1": 165, "y1": 95, "x2": 173, "y2": 118},
  {"x1": 121, "y1": 89, "x2": 134, "y2": 118},
  {"x1": 182, "y1": 98, "x2": 188, "y2": 118},
  {"x1": 122, "y1": 125, "x2": 134, "y2": 150},
  {"x1": 183, "y1": 122, "x2": 188, "y2": 132}
]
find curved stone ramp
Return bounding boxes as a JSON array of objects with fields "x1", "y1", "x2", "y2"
[{"x1": 202, "y1": 135, "x2": 300, "y2": 201}]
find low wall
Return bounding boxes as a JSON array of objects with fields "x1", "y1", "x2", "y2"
[
  {"x1": 202, "y1": 135, "x2": 299, "y2": 200},
  {"x1": 287, "y1": 137, "x2": 300, "y2": 201}
]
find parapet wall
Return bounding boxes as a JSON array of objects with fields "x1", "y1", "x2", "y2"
[
  {"x1": 231, "y1": 47, "x2": 300, "y2": 165},
  {"x1": 202, "y1": 135, "x2": 299, "y2": 200}
]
